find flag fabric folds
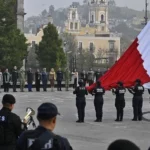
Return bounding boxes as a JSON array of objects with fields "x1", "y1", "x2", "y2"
[{"x1": 87, "y1": 22, "x2": 150, "y2": 91}]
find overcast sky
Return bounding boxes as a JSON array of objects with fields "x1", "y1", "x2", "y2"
[{"x1": 24, "y1": 0, "x2": 149, "y2": 18}]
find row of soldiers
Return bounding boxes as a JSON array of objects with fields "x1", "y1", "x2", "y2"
[
  {"x1": 73, "y1": 79, "x2": 147, "y2": 123},
  {"x1": 0, "y1": 67, "x2": 104, "y2": 92}
]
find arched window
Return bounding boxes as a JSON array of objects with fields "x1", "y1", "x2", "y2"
[
  {"x1": 101, "y1": 14, "x2": 104, "y2": 22},
  {"x1": 75, "y1": 23, "x2": 78, "y2": 29},
  {"x1": 91, "y1": 14, "x2": 94, "y2": 23},
  {"x1": 72, "y1": 11, "x2": 76, "y2": 19},
  {"x1": 70, "y1": 22, "x2": 73, "y2": 29}
]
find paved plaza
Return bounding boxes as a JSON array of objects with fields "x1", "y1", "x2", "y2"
[{"x1": 0, "y1": 88, "x2": 150, "y2": 150}]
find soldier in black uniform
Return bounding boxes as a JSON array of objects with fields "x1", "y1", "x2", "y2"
[
  {"x1": 3, "y1": 69, "x2": 11, "y2": 92},
  {"x1": 112, "y1": 81, "x2": 126, "y2": 122},
  {"x1": 128, "y1": 79, "x2": 144, "y2": 121},
  {"x1": 92, "y1": 81, "x2": 105, "y2": 122},
  {"x1": 0, "y1": 94, "x2": 26, "y2": 150},
  {"x1": 95, "y1": 69, "x2": 102, "y2": 82},
  {"x1": 35, "y1": 69, "x2": 41, "y2": 92},
  {"x1": 73, "y1": 79, "x2": 88, "y2": 123},
  {"x1": 12, "y1": 66, "x2": 18, "y2": 92},
  {"x1": 17, "y1": 102, "x2": 73, "y2": 150},
  {"x1": 80, "y1": 70, "x2": 87, "y2": 86}
]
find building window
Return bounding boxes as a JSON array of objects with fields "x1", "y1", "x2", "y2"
[
  {"x1": 32, "y1": 41, "x2": 36, "y2": 47},
  {"x1": 101, "y1": 14, "x2": 104, "y2": 22},
  {"x1": 75, "y1": 23, "x2": 78, "y2": 29},
  {"x1": 72, "y1": 11, "x2": 76, "y2": 19},
  {"x1": 70, "y1": 22, "x2": 73, "y2": 29},
  {"x1": 79, "y1": 42, "x2": 82, "y2": 50},
  {"x1": 89, "y1": 42, "x2": 94, "y2": 52},
  {"x1": 91, "y1": 15, "x2": 94, "y2": 23},
  {"x1": 109, "y1": 42, "x2": 115, "y2": 51}
]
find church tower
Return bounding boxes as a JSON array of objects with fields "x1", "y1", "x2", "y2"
[
  {"x1": 89, "y1": 0, "x2": 110, "y2": 37},
  {"x1": 17, "y1": 0, "x2": 25, "y2": 33},
  {"x1": 65, "y1": 5, "x2": 81, "y2": 34}
]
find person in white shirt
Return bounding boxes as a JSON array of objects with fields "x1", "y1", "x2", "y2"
[{"x1": 72, "y1": 69, "x2": 78, "y2": 89}]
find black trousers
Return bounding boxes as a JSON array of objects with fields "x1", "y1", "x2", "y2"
[
  {"x1": 42, "y1": 81, "x2": 47, "y2": 91},
  {"x1": 116, "y1": 106, "x2": 124, "y2": 121},
  {"x1": 57, "y1": 81, "x2": 62, "y2": 91},
  {"x1": 73, "y1": 78, "x2": 77, "y2": 89},
  {"x1": 132, "y1": 97, "x2": 143, "y2": 120},
  {"x1": 36, "y1": 81, "x2": 40, "y2": 91},
  {"x1": 4, "y1": 83, "x2": 9, "y2": 92},
  {"x1": 88, "y1": 80, "x2": 93, "y2": 86},
  {"x1": 76, "y1": 98, "x2": 86, "y2": 122},
  {"x1": 94, "y1": 100, "x2": 103, "y2": 120},
  {"x1": 13, "y1": 81, "x2": 17, "y2": 92}
]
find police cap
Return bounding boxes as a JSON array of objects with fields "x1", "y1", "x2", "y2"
[
  {"x1": 135, "y1": 79, "x2": 141, "y2": 83},
  {"x1": 37, "y1": 102, "x2": 60, "y2": 120},
  {"x1": 2, "y1": 94, "x2": 16, "y2": 105}
]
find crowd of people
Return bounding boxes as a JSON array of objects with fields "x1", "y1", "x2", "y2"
[
  {"x1": 0, "y1": 94, "x2": 147, "y2": 150},
  {"x1": 0, "y1": 67, "x2": 104, "y2": 93}
]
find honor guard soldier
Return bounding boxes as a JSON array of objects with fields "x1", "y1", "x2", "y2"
[
  {"x1": 35, "y1": 69, "x2": 41, "y2": 92},
  {"x1": 80, "y1": 70, "x2": 87, "y2": 86},
  {"x1": 73, "y1": 79, "x2": 88, "y2": 123},
  {"x1": 92, "y1": 81, "x2": 105, "y2": 122},
  {"x1": 112, "y1": 82, "x2": 126, "y2": 122},
  {"x1": 95, "y1": 69, "x2": 102, "y2": 82},
  {"x1": 0, "y1": 94, "x2": 26, "y2": 150},
  {"x1": 12, "y1": 66, "x2": 18, "y2": 92},
  {"x1": 128, "y1": 79, "x2": 144, "y2": 121},
  {"x1": 3, "y1": 69, "x2": 11, "y2": 92},
  {"x1": 17, "y1": 103, "x2": 73, "y2": 150}
]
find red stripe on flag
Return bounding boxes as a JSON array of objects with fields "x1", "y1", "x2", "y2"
[{"x1": 87, "y1": 39, "x2": 150, "y2": 91}]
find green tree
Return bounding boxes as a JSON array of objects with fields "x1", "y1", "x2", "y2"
[
  {"x1": 37, "y1": 23, "x2": 66, "y2": 70},
  {"x1": 0, "y1": 0, "x2": 28, "y2": 69}
]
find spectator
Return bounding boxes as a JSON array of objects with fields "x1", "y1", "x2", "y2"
[
  {"x1": 107, "y1": 139, "x2": 140, "y2": 150},
  {"x1": 49, "y1": 68, "x2": 56, "y2": 92},
  {"x1": 17, "y1": 102, "x2": 73, "y2": 150}
]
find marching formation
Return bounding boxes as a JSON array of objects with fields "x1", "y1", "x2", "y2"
[{"x1": 73, "y1": 79, "x2": 145, "y2": 123}]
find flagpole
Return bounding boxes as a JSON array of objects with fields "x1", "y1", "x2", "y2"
[{"x1": 144, "y1": 0, "x2": 148, "y2": 25}]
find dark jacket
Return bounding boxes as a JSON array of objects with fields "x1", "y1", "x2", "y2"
[
  {"x1": 95, "y1": 72, "x2": 102, "y2": 81},
  {"x1": 80, "y1": 72, "x2": 87, "y2": 80},
  {"x1": 73, "y1": 86, "x2": 88, "y2": 98},
  {"x1": 3, "y1": 72, "x2": 11, "y2": 84},
  {"x1": 35, "y1": 72, "x2": 41, "y2": 83},
  {"x1": 12, "y1": 69, "x2": 18, "y2": 82},
  {"x1": 57, "y1": 71, "x2": 63, "y2": 81},
  {"x1": 93, "y1": 86, "x2": 105, "y2": 100},
  {"x1": 0, "y1": 107, "x2": 25, "y2": 150},
  {"x1": 112, "y1": 87, "x2": 126, "y2": 107},
  {"x1": 17, "y1": 126, "x2": 72, "y2": 150},
  {"x1": 41, "y1": 72, "x2": 48, "y2": 82},
  {"x1": 27, "y1": 71, "x2": 33, "y2": 84}
]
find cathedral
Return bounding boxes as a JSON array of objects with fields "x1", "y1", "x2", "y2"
[{"x1": 65, "y1": 0, "x2": 120, "y2": 64}]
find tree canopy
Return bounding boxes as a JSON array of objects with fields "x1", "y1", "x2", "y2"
[
  {"x1": 37, "y1": 23, "x2": 66, "y2": 70},
  {"x1": 0, "y1": 0, "x2": 28, "y2": 70}
]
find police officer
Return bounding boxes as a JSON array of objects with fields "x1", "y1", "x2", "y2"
[
  {"x1": 92, "y1": 81, "x2": 105, "y2": 122},
  {"x1": 128, "y1": 79, "x2": 144, "y2": 121},
  {"x1": 73, "y1": 79, "x2": 88, "y2": 123},
  {"x1": 112, "y1": 81, "x2": 126, "y2": 122},
  {"x1": 0, "y1": 94, "x2": 26, "y2": 150},
  {"x1": 17, "y1": 102, "x2": 73, "y2": 150}
]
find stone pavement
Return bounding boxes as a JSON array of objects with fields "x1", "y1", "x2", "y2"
[{"x1": 0, "y1": 88, "x2": 150, "y2": 150}]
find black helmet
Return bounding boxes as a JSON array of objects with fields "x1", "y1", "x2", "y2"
[
  {"x1": 117, "y1": 81, "x2": 123, "y2": 86},
  {"x1": 78, "y1": 79, "x2": 84, "y2": 85},
  {"x1": 135, "y1": 79, "x2": 141, "y2": 84}
]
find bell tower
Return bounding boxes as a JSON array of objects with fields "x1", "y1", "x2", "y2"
[
  {"x1": 65, "y1": 5, "x2": 81, "y2": 34},
  {"x1": 89, "y1": 0, "x2": 110, "y2": 37}
]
